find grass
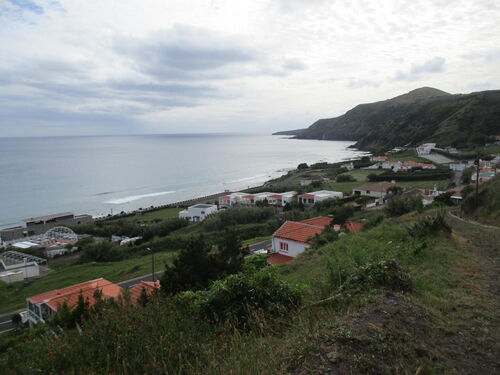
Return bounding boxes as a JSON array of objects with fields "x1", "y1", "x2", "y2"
[
  {"x1": 0, "y1": 250, "x2": 178, "y2": 314},
  {"x1": 104, "y1": 207, "x2": 182, "y2": 223},
  {"x1": 338, "y1": 169, "x2": 384, "y2": 182},
  {"x1": 386, "y1": 150, "x2": 430, "y2": 163}
]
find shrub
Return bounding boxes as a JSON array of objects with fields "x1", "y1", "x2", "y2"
[
  {"x1": 196, "y1": 268, "x2": 304, "y2": 324},
  {"x1": 362, "y1": 213, "x2": 384, "y2": 230},
  {"x1": 341, "y1": 259, "x2": 412, "y2": 293},
  {"x1": 336, "y1": 174, "x2": 356, "y2": 182},
  {"x1": 407, "y1": 210, "x2": 451, "y2": 239},
  {"x1": 385, "y1": 195, "x2": 423, "y2": 217},
  {"x1": 297, "y1": 162, "x2": 308, "y2": 170}
]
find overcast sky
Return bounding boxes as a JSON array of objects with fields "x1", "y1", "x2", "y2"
[{"x1": 1, "y1": 0, "x2": 499, "y2": 137}]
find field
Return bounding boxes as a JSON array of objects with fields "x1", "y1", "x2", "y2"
[
  {"x1": 0, "y1": 250, "x2": 178, "y2": 314},
  {"x1": 386, "y1": 150, "x2": 431, "y2": 163},
  {"x1": 104, "y1": 207, "x2": 182, "y2": 223}
]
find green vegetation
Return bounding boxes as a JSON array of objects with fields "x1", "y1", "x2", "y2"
[
  {"x1": 292, "y1": 87, "x2": 500, "y2": 152},
  {"x1": 461, "y1": 174, "x2": 500, "y2": 225},
  {"x1": 104, "y1": 206, "x2": 182, "y2": 223}
]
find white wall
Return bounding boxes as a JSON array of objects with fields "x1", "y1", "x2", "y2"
[{"x1": 272, "y1": 237, "x2": 309, "y2": 258}]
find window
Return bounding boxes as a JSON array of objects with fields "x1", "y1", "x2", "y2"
[{"x1": 280, "y1": 242, "x2": 289, "y2": 251}]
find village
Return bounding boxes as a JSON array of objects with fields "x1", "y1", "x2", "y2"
[{"x1": 0, "y1": 139, "x2": 498, "y2": 331}]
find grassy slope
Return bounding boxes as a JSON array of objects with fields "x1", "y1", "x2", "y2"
[
  {"x1": 104, "y1": 207, "x2": 182, "y2": 223},
  {"x1": 0, "y1": 250, "x2": 178, "y2": 314}
]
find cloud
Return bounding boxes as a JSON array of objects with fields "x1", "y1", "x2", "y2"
[
  {"x1": 6, "y1": 0, "x2": 44, "y2": 14},
  {"x1": 393, "y1": 57, "x2": 445, "y2": 81},
  {"x1": 347, "y1": 79, "x2": 381, "y2": 88}
]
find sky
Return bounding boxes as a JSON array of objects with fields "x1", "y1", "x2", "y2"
[{"x1": 0, "y1": 0, "x2": 499, "y2": 137}]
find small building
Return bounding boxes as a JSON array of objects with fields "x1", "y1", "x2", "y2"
[
  {"x1": 448, "y1": 162, "x2": 467, "y2": 171},
  {"x1": 471, "y1": 168, "x2": 496, "y2": 184},
  {"x1": 268, "y1": 216, "x2": 333, "y2": 263},
  {"x1": 26, "y1": 278, "x2": 122, "y2": 325},
  {"x1": 370, "y1": 155, "x2": 388, "y2": 162},
  {"x1": 403, "y1": 187, "x2": 445, "y2": 206},
  {"x1": 0, "y1": 251, "x2": 45, "y2": 283},
  {"x1": 341, "y1": 162, "x2": 354, "y2": 171},
  {"x1": 416, "y1": 143, "x2": 436, "y2": 156},
  {"x1": 352, "y1": 182, "x2": 396, "y2": 199},
  {"x1": 298, "y1": 190, "x2": 343, "y2": 206},
  {"x1": 179, "y1": 204, "x2": 218, "y2": 222},
  {"x1": 267, "y1": 191, "x2": 297, "y2": 207},
  {"x1": 218, "y1": 192, "x2": 251, "y2": 208}
]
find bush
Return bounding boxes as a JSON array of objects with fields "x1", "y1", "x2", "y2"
[
  {"x1": 79, "y1": 241, "x2": 125, "y2": 262},
  {"x1": 385, "y1": 195, "x2": 423, "y2": 217},
  {"x1": 336, "y1": 174, "x2": 356, "y2": 182},
  {"x1": 196, "y1": 268, "x2": 304, "y2": 324},
  {"x1": 297, "y1": 163, "x2": 308, "y2": 170},
  {"x1": 362, "y1": 213, "x2": 384, "y2": 230},
  {"x1": 407, "y1": 210, "x2": 451, "y2": 239},
  {"x1": 341, "y1": 259, "x2": 412, "y2": 293}
]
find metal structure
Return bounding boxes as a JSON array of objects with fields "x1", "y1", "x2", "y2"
[
  {"x1": 43, "y1": 226, "x2": 78, "y2": 243},
  {"x1": 0, "y1": 250, "x2": 46, "y2": 265}
]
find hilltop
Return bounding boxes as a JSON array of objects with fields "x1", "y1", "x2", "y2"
[{"x1": 278, "y1": 87, "x2": 500, "y2": 152}]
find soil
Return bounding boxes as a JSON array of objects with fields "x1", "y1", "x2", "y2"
[{"x1": 291, "y1": 216, "x2": 499, "y2": 375}]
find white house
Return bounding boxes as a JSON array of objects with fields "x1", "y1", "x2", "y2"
[
  {"x1": 341, "y1": 162, "x2": 354, "y2": 170},
  {"x1": 268, "y1": 217, "x2": 333, "y2": 264},
  {"x1": 218, "y1": 192, "x2": 248, "y2": 208},
  {"x1": 448, "y1": 162, "x2": 467, "y2": 171},
  {"x1": 0, "y1": 257, "x2": 40, "y2": 283},
  {"x1": 370, "y1": 155, "x2": 388, "y2": 162},
  {"x1": 352, "y1": 181, "x2": 396, "y2": 199},
  {"x1": 298, "y1": 190, "x2": 343, "y2": 206},
  {"x1": 300, "y1": 176, "x2": 323, "y2": 186},
  {"x1": 416, "y1": 143, "x2": 436, "y2": 156},
  {"x1": 179, "y1": 204, "x2": 218, "y2": 222},
  {"x1": 267, "y1": 191, "x2": 297, "y2": 207}
]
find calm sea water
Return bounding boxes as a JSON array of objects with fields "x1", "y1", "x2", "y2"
[{"x1": 0, "y1": 134, "x2": 365, "y2": 228}]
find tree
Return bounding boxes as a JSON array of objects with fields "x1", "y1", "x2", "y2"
[
  {"x1": 137, "y1": 287, "x2": 150, "y2": 307},
  {"x1": 216, "y1": 228, "x2": 248, "y2": 274},
  {"x1": 297, "y1": 163, "x2": 308, "y2": 170},
  {"x1": 11, "y1": 313, "x2": 22, "y2": 329},
  {"x1": 331, "y1": 206, "x2": 355, "y2": 225},
  {"x1": 336, "y1": 174, "x2": 355, "y2": 182},
  {"x1": 160, "y1": 235, "x2": 216, "y2": 295},
  {"x1": 387, "y1": 186, "x2": 403, "y2": 196},
  {"x1": 434, "y1": 192, "x2": 453, "y2": 206}
]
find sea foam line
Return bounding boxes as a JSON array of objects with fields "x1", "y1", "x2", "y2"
[
  {"x1": 105, "y1": 191, "x2": 176, "y2": 204},
  {"x1": 225, "y1": 173, "x2": 268, "y2": 184}
]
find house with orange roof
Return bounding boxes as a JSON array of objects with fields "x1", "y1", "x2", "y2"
[
  {"x1": 268, "y1": 216, "x2": 333, "y2": 264},
  {"x1": 129, "y1": 281, "x2": 160, "y2": 305},
  {"x1": 26, "y1": 278, "x2": 122, "y2": 325},
  {"x1": 352, "y1": 181, "x2": 396, "y2": 199},
  {"x1": 267, "y1": 191, "x2": 297, "y2": 206}
]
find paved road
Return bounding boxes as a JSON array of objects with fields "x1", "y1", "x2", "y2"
[
  {"x1": 0, "y1": 271, "x2": 166, "y2": 334},
  {"x1": 247, "y1": 240, "x2": 272, "y2": 253}
]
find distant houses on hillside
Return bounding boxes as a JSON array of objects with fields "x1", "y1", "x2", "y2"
[
  {"x1": 366, "y1": 160, "x2": 436, "y2": 172},
  {"x1": 297, "y1": 190, "x2": 343, "y2": 206},
  {"x1": 179, "y1": 204, "x2": 218, "y2": 222},
  {"x1": 218, "y1": 191, "x2": 297, "y2": 208}
]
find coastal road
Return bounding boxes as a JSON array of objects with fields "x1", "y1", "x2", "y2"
[
  {"x1": 0, "y1": 271, "x2": 166, "y2": 334},
  {"x1": 247, "y1": 239, "x2": 272, "y2": 254}
]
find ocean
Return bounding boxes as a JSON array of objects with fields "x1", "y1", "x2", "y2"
[{"x1": 0, "y1": 134, "x2": 366, "y2": 228}]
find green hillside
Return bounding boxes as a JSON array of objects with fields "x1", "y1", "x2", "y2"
[{"x1": 292, "y1": 87, "x2": 500, "y2": 152}]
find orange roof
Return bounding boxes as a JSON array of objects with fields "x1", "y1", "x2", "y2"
[
  {"x1": 344, "y1": 221, "x2": 362, "y2": 233},
  {"x1": 300, "y1": 216, "x2": 333, "y2": 227},
  {"x1": 298, "y1": 193, "x2": 315, "y2": 198},
  {"x1": 242, "y1": 194, "x2": 255, "y2": 199},
  {"x1": 129, "y1": 281, "x2": 160, "y2": 304},
  {"x1": 27, "y1": 278, "x2": 122, "y2": 311},
  {"x1": 269, "y1": 194, "x2": 282, "y2": 199},
  {"x1": 273, "y1": 221, "x2": 325, "y2": 243},
  {"x1": 266, "y1": 253, "x2": 294, "y2": 264},
  {"x1": 219, "y1": 195, "x2": 230, "y2": 199}
]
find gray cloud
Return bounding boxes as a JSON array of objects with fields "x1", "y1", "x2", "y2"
[{"x1": 393, "y1": 57, "x2": 445, "y2": 81}]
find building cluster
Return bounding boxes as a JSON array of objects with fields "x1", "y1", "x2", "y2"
[
  {"x1": 25, "y1": 278, "x2": 159, "y2": 326},
  {"x1": 0, "y1": 251, "x2": 45, "y2": 283},
  {"x1": 218, "y1": 191, "x2": 298, "y2": 208},
  {"x1": 366, "y1": 160, "x2": 436, "y2": 172},
  {"x1": 0, "y1": 212, "x2": 92, "y2": 242}
]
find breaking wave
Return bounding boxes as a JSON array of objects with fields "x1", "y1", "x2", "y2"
[{"x1": 105, "y1": 191, "x2": 176, "y2": 204}]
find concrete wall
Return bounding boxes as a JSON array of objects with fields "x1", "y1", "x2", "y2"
[{"x1": 272, "y1": 237, "x2": 309, "y2": 258}]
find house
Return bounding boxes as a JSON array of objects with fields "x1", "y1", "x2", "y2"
[
  {"x1": 129, "y1": 281, "x2": 160, "y2": 304},
  {"x1": 179, "y1": 204, "x2": 218, "y2": 222},
  {"x1": 218, "y1": 192, "x2": 248, "y2": 208},
  {"x1": 341, "y1": 162, "x2": 354, "y2": 170},
  {"x1": 26, "y1": 278, "x2": 122, "y2": 325},
  {"x1": 267, "y1": 191, "x2": 297, "y2": 207},
  {"x1": 298, "y1": 190, "x2": 343, "y2": 206},
  {"x1": 471, "y1": 168, "x2": 497, "y2": 184},
  {"x1": 352, "y1": 182, "x2": 396, "y2": 199},
  {"x1": 0, "y1": 251, "x2": 45, "y2": 284},
  {"x1": 268, "y1": 216, "x2": 333, "y2": 263},
  {"x1": 416, "y1": 143, "x2": 436, "y2": 156},
  {"x1": 381, "y1": 161, "x2": 403, "y2": 171},
  {"x1": 370, "y1": 155, "x2": 388, "y2": 162},
  {"x1": 448, "y1": 162, "x2": 467, "y2": 171},
  {"x1": 444, "y1": 147, "x2": 458, "y2": 154},
  {"x1": 402, "y1": 186, "x2": 445, "y2": 205}
]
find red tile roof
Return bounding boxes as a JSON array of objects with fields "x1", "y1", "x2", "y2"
[
  {"x1": 298, "y1": 193, "x2": 315, "y2": 199},
  {"x1": 243, "y1": 194, "x2": 255, "y2": 199},
  {"x1": 300, "y1": 216, "x2": 333, "y2": 227},
  {"x1": 27, "y1": 278, "x2": 122, "y2": 311},
  {"x1": 129, "y1": 281, "x2": 160, "y2": 304},
  {"x1": 266, "y1": 253, "x2": 294, "y2": 264},
  {"x1": 344, "y1": 221, "x2": 363, "y2": 233},
  {"x1": 273, "y1": 220, "x2": 325, "y2": 243}
]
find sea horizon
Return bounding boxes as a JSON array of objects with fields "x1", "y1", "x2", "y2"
[{"x1": 0, "y1": 133, "x2": 367, "y2": 229}]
